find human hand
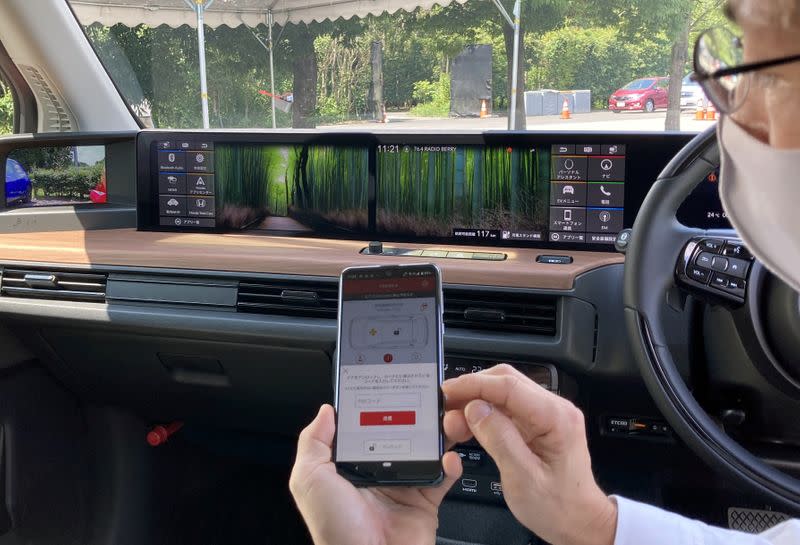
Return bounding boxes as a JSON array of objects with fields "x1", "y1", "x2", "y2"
[
  {"x1": 289, "y1": 404, "x2": 463, "y2": 545},
  {"x1": 443, "y1": 365, "x2": 617, "y2": 545}
]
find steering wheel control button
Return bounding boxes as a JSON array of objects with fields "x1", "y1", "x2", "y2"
[
  {"x1": 699, "y1": 238, "x2": 724, "y2": 253},
  {"x1": 710, "y1": 255, "x2": 729, "y2": 272},
  {"x1": 695, "y1": 252, "x2": 714, "y2": 268},
  {"x1": 710, "y1": 273, "x2": 730, "y2": 289},
  {"x1": 722, "y1": 241, "x2": 752, "y2": 260},
  {"x1": 614, "y1": 228, "x2": 632, "y2": 253},
  {"x1": 688, "y1": 266, "x2": 711, "y2": 283},
  {"x1": 536, "y1": 255, "x2": 573, "y2": 264},
  {"x1": 726, "y1": 257, "x2": 750, "y2": 279}
]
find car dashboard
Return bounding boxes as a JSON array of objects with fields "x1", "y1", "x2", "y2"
[{"x1": 0, "y1": 128, "x2": 725, "y2": 511}]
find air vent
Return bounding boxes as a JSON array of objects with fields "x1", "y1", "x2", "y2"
[
  {"x1": 19, "y1": 65, "x2": 75, "y2": 132},
  {"x1": 237, "y1": 278, "x2": 338, "y2": 319},
  {"x1": 443, "y1": 288, "x2": 558, "y2": 336},
  {"x1": 0, "y1": 267, "x2": 107, "y2": 302}
]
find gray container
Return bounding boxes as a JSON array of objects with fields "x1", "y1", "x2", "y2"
[
  {"x1": 524, "y1": 91, "x2": 543, "y2": 116},
  {"x1": 574, "y1": 90, "x2": 592, "y2": 113},
  {"x1": 541, "y1": 89, "x2": 560, "y2": 115}
]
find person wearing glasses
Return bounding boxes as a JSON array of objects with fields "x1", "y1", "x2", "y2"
[{"x1": 289, "y1": 1, "x2": 800, "y2": 544}]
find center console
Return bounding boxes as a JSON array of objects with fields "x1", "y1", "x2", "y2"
[{"x1": 444, "y1": 357, "x2": 560, "y2": 504}]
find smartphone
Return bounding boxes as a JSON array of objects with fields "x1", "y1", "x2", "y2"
[{"x1": 334, "y1": 263, "x2": 444, "y2": 486}]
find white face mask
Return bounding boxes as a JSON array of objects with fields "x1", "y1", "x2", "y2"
[{"x1": 718, "y1": 116, "x2": 800, "y2": 294}]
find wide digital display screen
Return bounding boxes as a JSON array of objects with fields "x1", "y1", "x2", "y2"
[
  {"x1": 376, "y1": 143, "x2": 625, "y2": 245},
  {"x1": 146, "y1": 137, "x2": 633, "y2": 247}
]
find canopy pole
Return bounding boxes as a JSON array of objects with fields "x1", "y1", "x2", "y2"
[
  {"x1": 509, "y1": 0, "x2": 521, "y2": 131},
  {"x1": 185, "y1": 0, "x2": 214, "y2": 128},
  {"x1": 490, "y1": 0, "x2": 522, "y2": 130},
  {"x1": 268, "y1": 10, "x2": 277, "y2": 128}
]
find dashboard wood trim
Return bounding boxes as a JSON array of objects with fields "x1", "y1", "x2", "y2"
[{"x1": 0, "y1": 229, "x2": 623, "y2": 289}]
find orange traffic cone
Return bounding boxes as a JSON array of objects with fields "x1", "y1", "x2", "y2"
[
  {"x1": 705, "y1": 102, "x2": 716, "y2": 121},
  {"x1": 480, "y1": 99, "x2": 489, "y2": 118},
  {"x1": 695, "y1": 99, "x2": 705, "y2": 120},
  {"x1": 560, "y1": 98, "x2": 571, "y2": 120}
]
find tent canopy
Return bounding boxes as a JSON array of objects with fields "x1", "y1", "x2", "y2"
[{"x1": 70, "y1": 0, "x2": 470, "y2": 28}]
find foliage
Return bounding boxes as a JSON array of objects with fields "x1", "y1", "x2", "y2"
[
  {"x1": 76, "y1": 0, "x2": 725, "y2": 126},
  {"x1": 11, "y1": 147, "x2": 74, "y2": 171},
  {"x1": 528, "y1": 25, "x2": 671, "y2": 108},
  {"x1": 409, "y1": 74, "x2": 451, "y2": 117},
  {"x1": 377, "y1": 147, "x2": 549, "y2": 236},
  {"x1": 0, "y1": 78, "x2": 14, "y2": 135},
  {"x1": 29, "y1": 164, "x2": 104, "y2": 199},
  {"x1": 215, "y1": 144, "x2": 369, "y2": 230}
]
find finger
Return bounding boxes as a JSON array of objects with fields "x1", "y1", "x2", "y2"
[
  {"x1": 420, "y1": 450, "x2": 463, "y2": 506},
  {"x1": 443, "y1": 373, "x2": 560, "y2": 439},
  {"x1": 444, "y1": 409, "x2": 473, "y2": 444},
  {"x1": 295, "y1": 404, "x2": 336, "y2": 467},
  {"x1": 464, "y1": 399, "x2": 540, "y2": 475}
]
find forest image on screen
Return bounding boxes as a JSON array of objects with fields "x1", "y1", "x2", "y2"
[
  {"x1": 214, "y1": 144, "x2": 370, "y2": 233},
  {"x1": 377, "y1": 146, "x2": 550, "y2": 241}
]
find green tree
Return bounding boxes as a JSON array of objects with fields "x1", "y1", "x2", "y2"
[{"x1": 0, "y1": 75, "x2": 15, "y2": 134}]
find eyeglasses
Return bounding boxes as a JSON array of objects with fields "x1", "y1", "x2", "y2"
[{"x1": 692, "y1": 26, "x2": 800, "y2": 114}]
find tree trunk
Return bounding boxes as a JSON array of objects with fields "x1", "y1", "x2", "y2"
[
  {"x1": 665, "y1": 20, "x2": 690, "y2": 131},
  {"x1": 291, "y1": 24, "x2": 317, "y2": 129},
  {"x1": 368, "y1": 41, "x2": 384, "y2": 121},
  {"x1": 502, "y1": 23, "x2": 526, "y2": 130}
]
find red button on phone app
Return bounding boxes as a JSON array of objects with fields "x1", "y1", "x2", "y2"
[{"x1": 360, "y1": 411, "x2": 416, "y2": 426}]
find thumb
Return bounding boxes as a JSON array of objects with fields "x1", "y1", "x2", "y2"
[{"x1": 464, "y1": 400, "x2": 537, "y2": 474}]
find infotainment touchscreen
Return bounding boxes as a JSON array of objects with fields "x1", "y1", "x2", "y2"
[
  {"x1": 154, "y1": 141, "x2": 370, "y2": 236},
  {"x1": 140, "y1": 133, "x2": 659, "y2": 249},
  {"x1": 377, "y1": 143, "x2": 625, "y2": 245}
]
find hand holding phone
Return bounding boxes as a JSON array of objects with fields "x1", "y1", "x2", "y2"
[
  {"x1": 334, "y1": 264, "x2": 445, "y2": 486},
  {"x1": 290, "y1": 404, "x2": 463, "y2": 545}
]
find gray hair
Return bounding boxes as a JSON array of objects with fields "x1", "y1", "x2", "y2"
[{"x1": 727, "y1": 0, "x2": 800, "y2": 28}]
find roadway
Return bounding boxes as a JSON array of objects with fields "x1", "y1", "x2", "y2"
[{"x1": 318, "y1": 109, "x2": 713, "y2": 132}]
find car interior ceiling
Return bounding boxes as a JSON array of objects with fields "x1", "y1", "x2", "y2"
[{"x1": 0, "y1": 2, "x2": 799, "y2": 545}]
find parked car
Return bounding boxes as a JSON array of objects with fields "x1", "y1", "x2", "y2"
[
  {"x1": 608, "y1": 77, "x2": 669, "y2": 112},
  {"x1": 5, "y1": 158, "x2": 32, "y2": 205},
  {"x1": 680, "y1": 74, "x2": 708, "y2": 110}
]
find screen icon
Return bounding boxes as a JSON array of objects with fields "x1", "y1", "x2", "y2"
[
  {"x1": 600, "y1": 185, "x2": 612, "y2": 196},
  {"x1": 563, "y1": 209, "x2": 572, "y2": 221}
]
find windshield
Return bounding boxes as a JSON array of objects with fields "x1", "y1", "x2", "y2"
[
  {"x1": 622, "y1": 79, "x2": 655, "y2": 91},
  {"x1": 66, "y1": 0, "x2": 733, "y2": 132}
]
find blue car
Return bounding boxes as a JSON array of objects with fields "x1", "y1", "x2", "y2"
[{"x1": 5, "y1": 158, "x2": 32, "y2": 204}]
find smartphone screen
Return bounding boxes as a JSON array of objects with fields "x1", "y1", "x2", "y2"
[{"x1": 334, "y1": 264, "x2": 443, "y2": 485}]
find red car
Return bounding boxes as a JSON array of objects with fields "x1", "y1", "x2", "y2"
[{"x1": 608, "y1": 77, "x2": 669, "y2": 113}]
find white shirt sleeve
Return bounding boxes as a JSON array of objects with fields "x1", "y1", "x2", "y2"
[{"x1": 612, "y1": 495, "x2": 800, "y2": 545}]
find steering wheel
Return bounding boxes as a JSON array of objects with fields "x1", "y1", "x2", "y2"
[{"x1": 623, "y1": 124, "x2": 800, "y2": 512}]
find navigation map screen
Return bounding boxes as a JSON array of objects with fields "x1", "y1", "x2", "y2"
[{"x1": 146, "y1": 138, "x2": 630, "y2": 247}]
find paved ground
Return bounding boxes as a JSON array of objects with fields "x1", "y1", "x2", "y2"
[{"x1": 319, "y1": 109, "x2": 714, "y2": 133}]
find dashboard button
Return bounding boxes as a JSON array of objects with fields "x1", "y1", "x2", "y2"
[
  {"x1": 158, "y1": 173, "x2": 187, "y2": 195},
  {"x1": 726, "y1": 257, "x2": 750, "y2": 279},
  {"x1": 695, "y1": 252, "x2": 714, "y2": 268},
  {"x1": 187, "y1": 174, "x2": 214, "y2": 195},
  {"x1": 586, "y1": 208, "x2": 623, "y2": 233},
  {"x1": 722, "y1": 241, "x2": 752, "y2": 260},
  {"x1": 688, "y1": 266, "x2": 710, "y2": 283},
  {"x1": 188, "y1": 151, "x2": 214, "y2": 173},
  {"x1": 157, "y1": 150, "x2": 186, "y2": 172},
  {"x1": 710, "y1": 256, "x2": 729, "y2": 272},
  {"x1": 699, "y1": 239, "x2": 724, "y2": 253},
  {"x1": 536, "y1": 255, "x2": 573, "y2": 264}
]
